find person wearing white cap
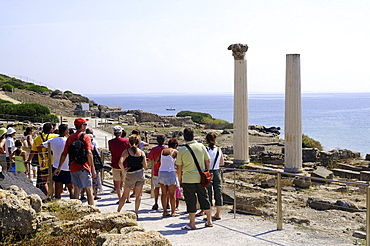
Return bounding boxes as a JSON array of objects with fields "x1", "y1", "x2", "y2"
[
  {"x1": 5, "y1": 127, "x2": 16, "y2": 172},
  {"x1": 0, "y1": 127, "x2": 7, "y2": 171}
]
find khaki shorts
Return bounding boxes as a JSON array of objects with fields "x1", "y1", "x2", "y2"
[
  {"x1": 113, "y1": 168, "x2": 126, "y2": 182},
  {"x1": 125, "y1": 169, "x2": 145, "y2": 189}
]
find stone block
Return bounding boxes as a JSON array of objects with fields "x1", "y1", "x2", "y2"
[
  {"x1": 338, "y1": 163, "x2": 362, "y2": 172},
  {"x1": 311, "y1": 166, "x2": 334, "y2": 180},
  {"x1": 331, "y1": 169, "x2": 360, "y2": 179},
  {"x1": 302, "y1": 148, "x2": 319, "y2": 162},
  {"x1": 360, "y1": 171, "x2": 370, "y2": 181}
]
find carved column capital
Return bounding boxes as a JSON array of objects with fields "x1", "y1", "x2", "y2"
[{"x1": 228, "y1": 43, "x2": 248, "y2": 60}]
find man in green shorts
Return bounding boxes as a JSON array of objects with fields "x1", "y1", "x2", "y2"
[{"x1": 176, "y1": 128, "x2": 213, "y2": 230}]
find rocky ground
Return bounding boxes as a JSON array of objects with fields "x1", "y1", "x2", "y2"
[{"x1": 99, "y1": 123, "x2": 368, "y2": 244}]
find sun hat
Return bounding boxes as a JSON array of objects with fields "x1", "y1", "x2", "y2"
[
  {"x1": 0, "y1": 128, "x2": 7, "y2": 137},
  {"x1": 74, "y1": 118, "x2": 88, "y2": 127},
  {"x1": 7, "y1": 127, "x2": 16, "y2": 135},
  {"x1": 113, "y1": 125, "x2": 123, "y2": 133}
]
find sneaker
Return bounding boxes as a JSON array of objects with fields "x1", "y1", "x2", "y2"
[
  {"x1": 152, "y1": 204, "x2": 159, "y2": 210},
  {"x1": 94, "y1": 197, "x2": 101, "y2": 200},
  {"x1": 80, "y1": 196, "x2": 86, "y2": 201},
  {"x1": 166, "y1": 204, "x2": 170, "y2": 209}
]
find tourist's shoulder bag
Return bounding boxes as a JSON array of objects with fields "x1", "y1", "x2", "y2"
[{"x1": 185, "y1": 144, "x2": 211, "y2": 187}]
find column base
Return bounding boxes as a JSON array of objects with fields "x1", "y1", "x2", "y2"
[
  {"x1": 284, "y1": 167, "x2": 303, "y2": 173},
  {"x1": 233, "y1": 159, "x2": 250, "y2": 165}
]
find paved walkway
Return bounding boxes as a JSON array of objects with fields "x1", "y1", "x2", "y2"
[{"x1": 73, "y1": 185, "x2": 353, "y2": 246}]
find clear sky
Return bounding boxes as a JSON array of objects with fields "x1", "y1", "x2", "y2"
[{"x1": 0, "y1": 0, "x2": 369, "y2": 95}]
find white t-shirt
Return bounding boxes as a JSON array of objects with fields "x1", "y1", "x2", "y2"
[
  {"x1": 207, "y1": 146, "x2": 222, "y2": 170},
  {"x1": 5, "y1": 137, "x2": 15, "y2": 157},
  {"x1": 42, "y1": 136, "x2": 70, "y2": 171}
]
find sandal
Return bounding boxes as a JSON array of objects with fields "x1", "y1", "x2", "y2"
[
  {"x1": 181, "y1": 224, "x2": 196, "y2": 230},
  {"x1": 195, "y1": 211, "x2": 205, "y2": 217},
  {"x1": 212, "y1": 215, "x2": 221, "y2": 220},
  {"x1": 205, "y1": 222, "x2": 213, "y2": 227},
  {"x1": 171, "y1": 213, "x2": 180, "y2": 217}
]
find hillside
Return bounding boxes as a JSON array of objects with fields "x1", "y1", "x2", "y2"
[{"x1": 0, "y1": 74, "x2": 94, "y2": 117}]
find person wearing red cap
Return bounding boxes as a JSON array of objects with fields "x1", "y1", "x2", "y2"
[{"x1": 57, "y1": 118, "x2": 97, "y2": 205}]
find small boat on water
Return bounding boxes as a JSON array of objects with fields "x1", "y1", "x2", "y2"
[{"x1": 166, "y1": 107, "x2": 176, "y2": 111}]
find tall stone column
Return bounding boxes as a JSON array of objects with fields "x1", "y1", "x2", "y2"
[
  {"x1": 284, "y1": 54, "x2": 303, "y2": 173},
  {"x1": 228, "y1": 44, "x2": 249, "y2": 164}
]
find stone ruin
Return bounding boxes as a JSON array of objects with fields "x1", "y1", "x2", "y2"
[{"x1": 74, "y1": 103, "x2": 196, "y2": 127}]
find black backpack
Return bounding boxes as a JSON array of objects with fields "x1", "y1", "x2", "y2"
[{"x1": 68, "y1": 133, "x2": 87, "y2": 165}]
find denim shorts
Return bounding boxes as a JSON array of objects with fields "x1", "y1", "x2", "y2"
[{"x1": 71, "y1": 169, "x2": 93, "y2": 188}]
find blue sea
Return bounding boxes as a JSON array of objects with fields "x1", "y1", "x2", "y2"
[{"x1": 86, "y1": 93, "x2": 370, "y2": 156}]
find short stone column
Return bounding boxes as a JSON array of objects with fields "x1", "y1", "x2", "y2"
[
  {"x1": 228, "y1": 43, "x2": 249, "y2": 164},
  {"x1": 284, "y1": 54, "x2": 303, "y2": 173}
]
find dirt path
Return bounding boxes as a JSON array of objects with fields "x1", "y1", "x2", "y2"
[{"x1": 0, "y1": 91, "x2": 21, "y2": 104}]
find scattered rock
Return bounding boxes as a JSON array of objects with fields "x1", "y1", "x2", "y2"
[
  {"x1": 307, "y1": 197, "x2": 361, "y2": 212},
  {"x1": 293, "y1": 177, "x2": 311, "y2": 189},
  {"x1": 221, "y1": 129, "x2": 232, "y2": 134},
  {"x1": 287, "y1": 216, "x2": 310, "y2": 225},
  {"x1": 353, "y1": 230, "x2": 366, "y2": 239},
  {"x1": 260, "y1": 178, "x2": 276, "y2": 188},
  {"x1": 307, "y1": 197, "x2": 333, "y2": 211}
]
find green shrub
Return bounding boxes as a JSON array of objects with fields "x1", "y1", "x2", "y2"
[
  {"x1": 0, "y1": 103, "x2": 14, "y2": 114},
  {"x1": 26, "y1": 84, "x2": 50, "y2": 93},
  {"x1": 177, "y1": 110, "x2": 232, "y2": 129},
  {"x1": 41, "y1": 114, "x2": 59, "y2": 123},
  {"x1": 0, "y1": 102, "x2": 58, "y2": 123},
  {"x1": 5, "y1": 80, "x2": 27, "y2": 89},
  {"x1": 2, "y1": 83, "x2": 14, "y2": 92},
  {"x1": 177, "y1": 111, "x2": 213, "y2": 124},
  {"x1": 302, "y1": 134, "x2": 323, "y2": 150},
  {"x1": 0, "y1": 99, "x2": 12, "y2": 104},
  {"x1": 51, "y1": 89, "x2": 62, "y2": 97}
]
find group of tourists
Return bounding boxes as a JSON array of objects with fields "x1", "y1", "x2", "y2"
[
  {"x1": 0, "y1": 119, "x2": 103, "y2": 206},
  {"x1": 1, "y1": 120, "x2": 225, "y2": 230},
  {"x1": 110, "y1": 126, "x2": 224, "y2": 229}
]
